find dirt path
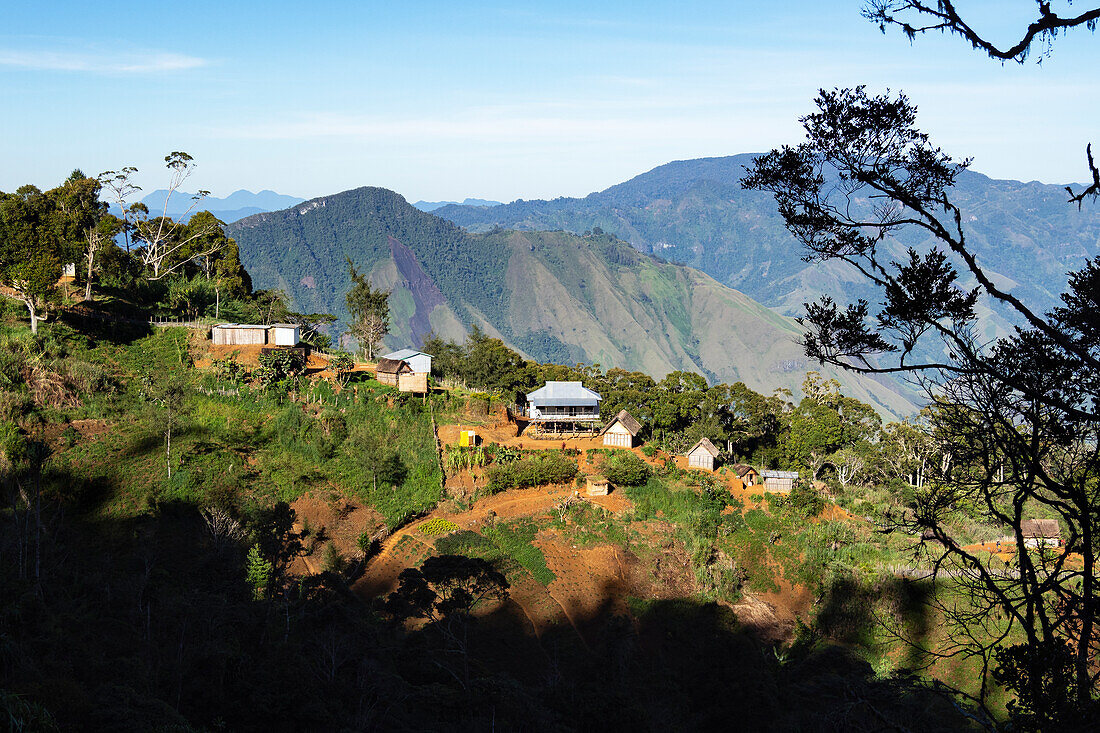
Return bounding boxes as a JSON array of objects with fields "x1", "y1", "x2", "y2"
[{"x1": 353, "y1": 486, "x2": 582, "y2": 600}]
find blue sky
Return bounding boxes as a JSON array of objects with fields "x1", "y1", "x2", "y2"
[{"x1": 2, "y1": 1, "x2": 1097, "y2": 202}]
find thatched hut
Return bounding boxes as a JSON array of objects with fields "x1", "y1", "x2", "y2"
[
  {"x1": 375, "y1": 357, "x2": 412, "y2": 387},
  {"x1": 1021, "y1": 519, "x2": 1061, "y2": 548},
  {"x1": 599, "y1": 409, "x2": 642, "y2": 448},
  {"x1": 686, "y1": 438, "x2": 719, "y2": 471},
  {"x1": 732, "y1": 464, "x2": 759, "y2": 486},
  {"x1": 586, "y1": 476, "x2": 610, "y2": 496}
]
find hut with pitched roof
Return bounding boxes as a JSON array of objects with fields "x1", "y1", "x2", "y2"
[
  {"x1": 686, "y1": 438, "x2": 720, "y2": 471},
  {"x1": 599, "y1": 409, "x2": 642, "y2": 448},
  {"x1": 1021, "y1": 519, "x2": 1061, "y2": 548}
]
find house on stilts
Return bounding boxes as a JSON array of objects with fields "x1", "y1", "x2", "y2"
[{"x1": 525, "y1": 381, "x2": 602, "y2": 438}]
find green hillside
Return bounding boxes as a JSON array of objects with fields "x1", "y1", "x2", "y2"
[
  {"x1": 228, "y1": 187, "x2": 917, "y2": 416},
  {"x1": 436, "y1": 155, "x2": 1100, "y2": 337}
]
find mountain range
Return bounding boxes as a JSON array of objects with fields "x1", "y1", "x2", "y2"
[
  {"x1": 412, "y1": 198, "x2": 502, "y2": 212},
  {"x1": 435, "y1": 155, "x2": 1100, "y2": 343},
  {"x1": 113, "y1": 189, "x2": 305, "y2": 224},
  {"x1": 226, "y1": 187, "x2": 918, "y2": 417}
]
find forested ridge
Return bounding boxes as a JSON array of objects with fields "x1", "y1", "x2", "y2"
[
  {"x1": 437, "y1": 155, "x2": 1100, "y2": 341},
  {"x1": 228, "y1": 187, "x2": 918, "y2": 416}
]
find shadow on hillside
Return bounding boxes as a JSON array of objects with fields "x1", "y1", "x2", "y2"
[
  {"x1": 1, "y1": 495, "x2": 974, "y2": 733},
  {"x1": 60, "y1": 307, "x2": 154, "y2": 345}
]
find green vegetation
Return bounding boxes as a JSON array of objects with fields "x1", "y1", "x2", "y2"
[
  {"x1": 485, "y1": 450, "x2": 578, "y2": 494},
  {"x1": 419, "y1": 517, "x2": 459, "y2": 536},
  {"x1": 227, "y1": 185, "x2": 916, "y2": 413},
  {"x1": 435, "y1": 521, "x2": 555, "y2": 587}
]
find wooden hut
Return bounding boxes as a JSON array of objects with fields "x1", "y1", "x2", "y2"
[
  {"x1": 761, "y1": 470, "x2": 798, "y2": 493},
  {"x1": 381, "y1": 348, "x2": 433, "y2": 375},
  {"x1": 375, "y1": 357, "x2": 413, "y2": 387},
  {"x1": 686, "y1": 438, "x2": 719, "y2": 471},
  {"x1": 398, "y1": 372, "x2": 429, "y2": 394},
  {"x1": 732, "y1": 464, "x2": 759, "y2": 487},
  {"x1": 1021, "y1": 519, "x2": 1061, "y2": 548},
  {"x1": 212, "y1": 323, "x2": 270, "y2": 346},
  {"x1": 599, "y1": 409, "x2": 642, "y2": 448},
  {"x1": 586, "y1": 475, "x2": 610, "y2": 497}
]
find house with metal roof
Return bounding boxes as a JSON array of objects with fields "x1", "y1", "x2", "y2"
[
  {"x1": 380, "y1": 349, "x2": 432, "y2": 375},
  {"x1": 761, "y1": 470, "x2": 799, "y2": 493},
  {"x1": 525, "y1": 381, "x2": 602, "y2": 435}
]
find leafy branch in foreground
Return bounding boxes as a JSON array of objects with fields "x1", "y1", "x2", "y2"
[{"x1": 744, "y1": 85, "x2": 1100, "y2": 725}]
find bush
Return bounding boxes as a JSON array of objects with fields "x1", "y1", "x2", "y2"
[
  {"x1": 256, "y1": 349, "x2": 306, "y2": 387},
  {"x1": 419, "y1": 517, "x2": 459, "y2": 537},
  {"x1": 603, "y1": 452, "x2": 651, "y2": 486},
  {"x1": 485, "y1": 450, "x2": 578, "y2": 493},
  {"x1": 787, "y1": 482, "x2": 826, "y2": 518},
  {"x1": 641, "y1": 444, "x2": 658, "y2": 457}
]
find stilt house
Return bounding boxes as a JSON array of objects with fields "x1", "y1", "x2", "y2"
[{"x1": 526, "y1": 381, "x2": 602, "y2": 435}]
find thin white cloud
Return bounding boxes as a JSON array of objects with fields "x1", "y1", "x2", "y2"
[{"x1": 0, "y1": 48, "x2": 206, "y2": 73}]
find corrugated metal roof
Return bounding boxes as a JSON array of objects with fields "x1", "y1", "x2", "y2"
[
  {"x1": 382, "y1": 348, "x2": 431, "y2": 361},
  {"x1": 526, "y1": 381, "x2": 602, "y2": 406},
  {"x1": 761, "y1": 470, "x2": 799, "y2": 479},
  {"x1": 214, "y1": 323, "x2": 270, "y2": 330}
]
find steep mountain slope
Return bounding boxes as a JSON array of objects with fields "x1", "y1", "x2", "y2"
[
  {"x1": 228, "y1": 187, "x2": 916, "y2": 415},
  {"x1": 436, "y1": 156, "x2": 1100, "y2": 334}
]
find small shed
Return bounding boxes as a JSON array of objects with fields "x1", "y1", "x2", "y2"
[
  {"x1": 270, "y1": 323, "x2": 301, "y2": 346},
  {"x1": 586, "y1": 475, "x2": 610, "y2": 497},
  {"x1": 399, "y1": 372, "x2": 429, "y2": 394},
  {"x1": 732, "y1": 464, "x2": 759, "y2": 486},
  {"x1": 212, "y1": 323, "x2": 270, "y2": 346},
  {"x1": 599, "y1": 409, "x2": 642, "y2": 448},
  {"x1": 686, "y1": 438, "x2": 719, "y2": 471},
  {"x1": 381, "y1": 348, "x2": 433, "y2": 375},
  {"x1": 1021, "y1": 519, "x2": 1061, "y2": 548},
  {"x1": 761, "y1": 470, "x2": 799, "y2": 493},
  {"x1": 375, "y1": 357, "x2": 413, "y2": 387}
]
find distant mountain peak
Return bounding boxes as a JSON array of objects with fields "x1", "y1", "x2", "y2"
[{"x1": 413, "y1": 197, "x2": 502, "y2": 212}]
